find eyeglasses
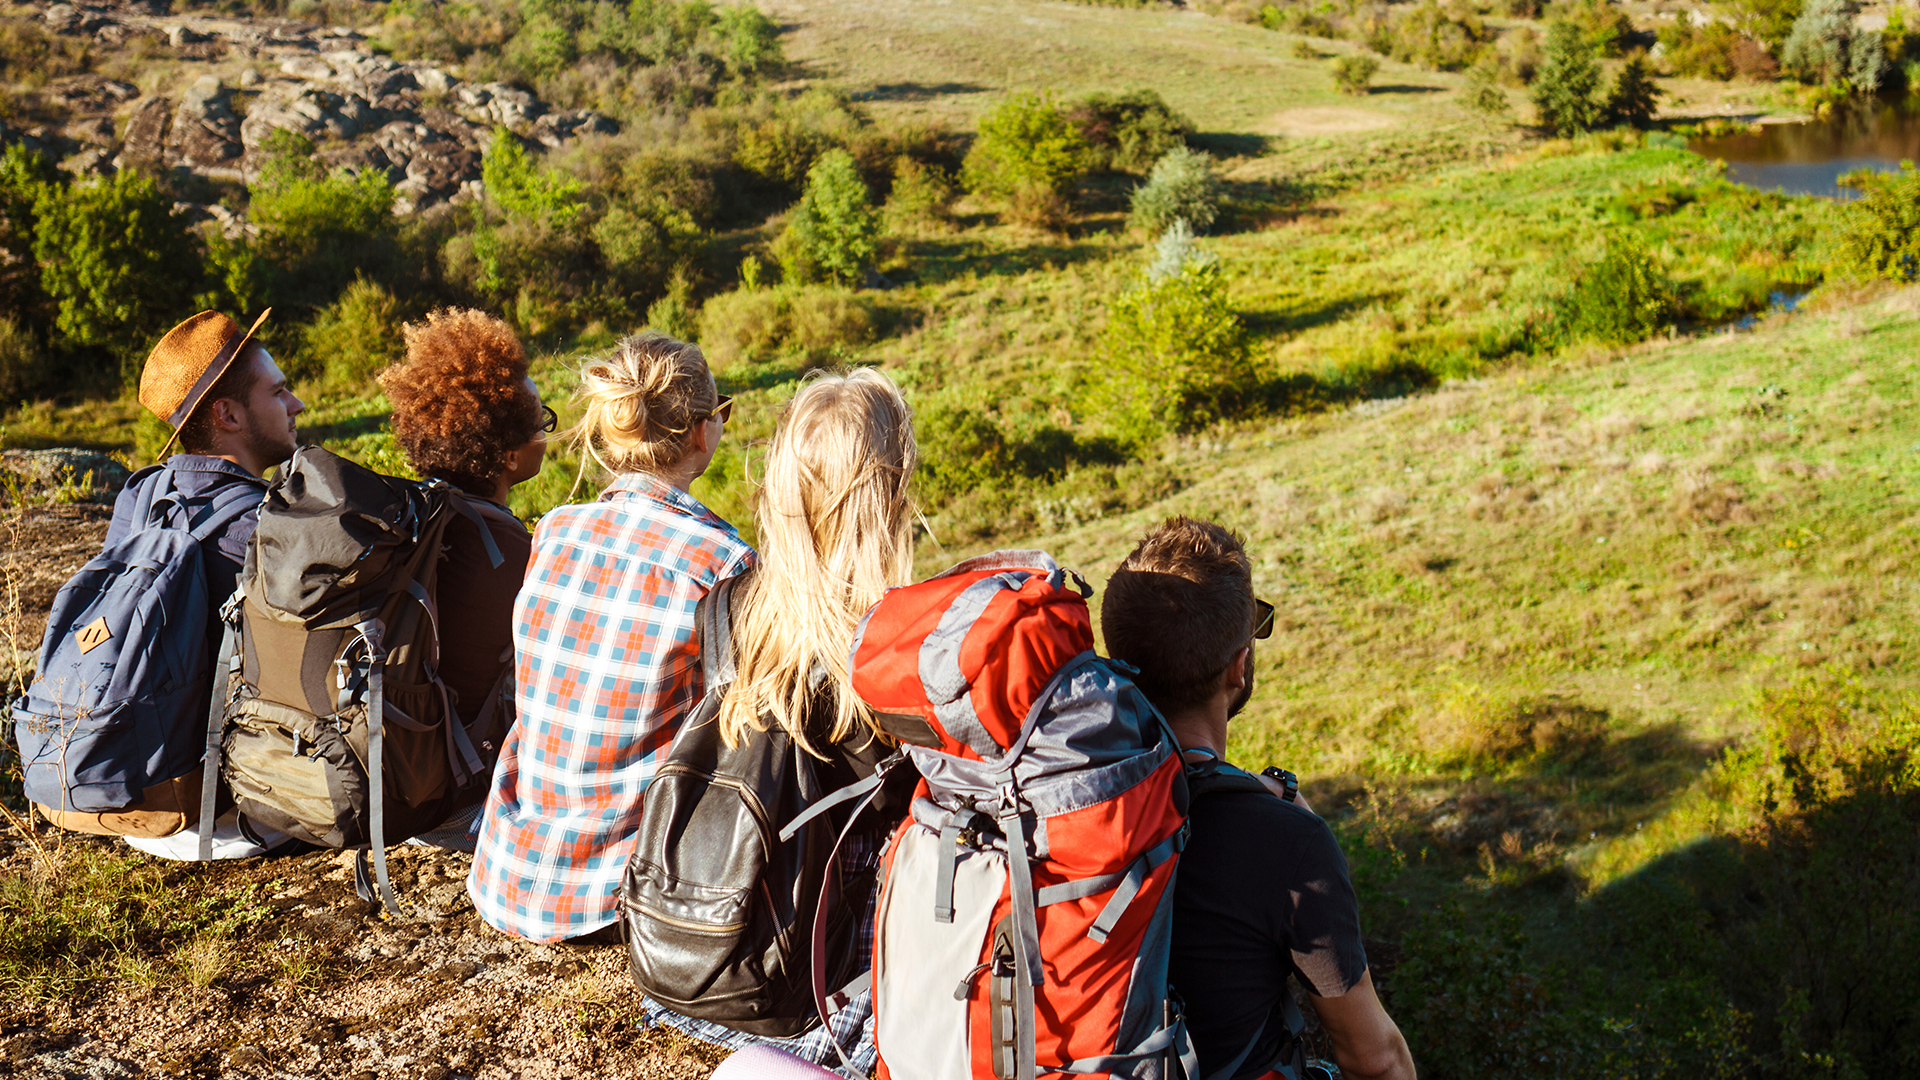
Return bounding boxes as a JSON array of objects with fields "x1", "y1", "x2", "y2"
[
  {"x1": 538, "y1": 404, "x2": 558, "y2": 433},
  {"x1": 1252, "y1": 598, "x2": 1275, "y2": 640},
  {"x1": 698, "y1": 395, "x2": 734, "y2": 425}
]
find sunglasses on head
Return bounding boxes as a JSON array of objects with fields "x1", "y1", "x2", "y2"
[
  {"x1": 1252, "y1": 598, "x2": 1275, "y2": 640},
  {"x1": 699, "y1": 395, "x2": 735, "y2": 425},
  {"x1": 538, "y1": 404, "x2": 558, "y2": 433}
]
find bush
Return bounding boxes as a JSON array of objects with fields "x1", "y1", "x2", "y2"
[
  {"x1": 1381, "y1": 0, "x2": 1493, "y2": 72},
  {"x1": 300, "y1": 277, "x2": 407, "y2": 388},
  {"x1": 0, "y1": 315, "x2": 48, "y2": 406},
  {"x1": 646, "y1": 269, "x2": 699, "y2": 340},
  {"x1": 1783, "y1": 0, "x2": 1885, "y2": 91},
  {"x1": 1333, "y1": 53, "x2": 1382, "y2": 95},
  {"x1": 1606, "y1": 55, "x2": 1661, "y2": 127},
  {"x1": 1064, "y1": 90, "x2": 1195, "y2": 174},
  {"x1": 1549, "y1": 0, "x2": 1635, "y2": 57},
  {"x1": 0, "y1": 145, "x2": 55, "y2": 325},
  {"x1": 778, "y1": 148, "x2": 879, "y2": 287},
  {"x1": 31, "y1": 169, "x2": 200, "y2": 382},
  {"x1": 883, "y1": 155, "x2": 956, "y2": 232},
  {"x1": 961, "y1": 92, "x2": 1089, "y2": 229},
  {"x1": 1556, "y1": 234, "x2": 1674, "y2": 344},
  {"x1": 1463, "y1": 66, "x2": 1514, "y2": 120},
  {"x1": 1531, "y1": 21, "x2": 1605, "y2": 136},
  {"x1": 1128, "y1": 147, "x2": 1222, "y2": 235},
  {"x1": 248, "y1": 129, "x2": 399, "y2": 317},
  {"x1": 1836, "y1": 163, "x2": 1920, "y2": 281},
  {"x1": 697, "y1": 284, "x2": 876, "y2": 366},
  {"x1": 1657, "y1": 21, "x2": 1777, "y2": 81},
  {"x1": 1095, "y1": 223, "x2": 1254, "y2": 447}
]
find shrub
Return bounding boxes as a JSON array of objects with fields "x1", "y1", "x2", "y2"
[
  {"x1": 31, "y1": 169, "x2": 200, "y2": 382},
  {"x1": 1463, "y1": 65, "x2": 1514, "y2": 120},
  {"x1": 1556, "y1": 234, "x2": 1675, "y2": 343},
  {"x1": 1064, "y1": 90, "x2": 1195, "y2": 174},
  {"x1": 248, "y1": 129, "x2": 399, "y2": 316},
  {"x1": 1332, "y1": 53, "x2": 1382, "y2": 95},
  {"x1": 1606, "y1": 56, "x2": 1661, "y2": 127},
  {"x1": 1836, "y1": 163, "x2": 1920, "y2": 281},
  {"x1": 300, "y1": 277, "x2": 407, "y2": 388},
  {"x1": 883, "y1": 155, "x2": 956, "y2": 232},
  {"x1": 0, "y1": 145, "x2": 54, "y2": 332},
  {"x1": 592, "y1": 201, "x2": 699, "y2": 301},
  {"x1": 1724, "y1": 0, "x2": 1803, "y2": 48},
  {"x1": 961, "y1": 92, "x2": 1089, "y2": 229},
  {"x1": 1127, "y1": 147, "x2": 1222, "y2": 235},
  {"x1": 481, "y1": 128, "x2": 583, "y2": 225},
  {"x1": 1381, "y1": 0, "x2": 1494, "y2": 72},
  {"x1": 1496, "y1": 26, "x2": 1543, "y2": 85},
  {"x1": 1549, "y1": 0, "x2": 1635, "y2": 57},
  {"x1": 0, "y1": 314, "x2": 47, "y2": 406},
  {"x1": 1783, "y1": 0, "x2": 1886, "y2": 91},
  {"x1": 778, "y1": 148, "x2": 879, "y2": 287},
  {"x1": 1095, "y1": 223, "x2": 1254, "y2": 447},
  {"x1": 1531, "y1": 21, "x2": 1605, "y2": 136},
  {"x1": 697, "y1": 284, "x2": 875, "y2": 366},
  {"x1": 1657, "y1": 21, "x2": 1745, "y2": 80}
]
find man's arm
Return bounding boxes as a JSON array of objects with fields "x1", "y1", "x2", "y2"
[{"x1": 1305, "y1": 970, "x2": 1416, "y2": 1080}]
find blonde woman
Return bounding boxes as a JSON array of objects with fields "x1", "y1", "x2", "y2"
[
  {"x1": 468, "y1": 331, "x2": 751, "y2": 943},
  {"x1": 643, "y1": 368, "x2": 917, "y2": 1070}
]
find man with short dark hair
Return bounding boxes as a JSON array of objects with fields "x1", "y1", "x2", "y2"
[{"x1": 1104, "y1": 516, "x2": 1416, "y2": 1080}]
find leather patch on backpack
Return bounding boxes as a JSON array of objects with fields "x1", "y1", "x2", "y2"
[{"x1": 74, "y1": 617, "x2": 112, "y2": 654}]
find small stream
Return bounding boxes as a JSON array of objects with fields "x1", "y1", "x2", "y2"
[{"x1": 1686, "y1": 101, "x2": 1920, "y2": 198}]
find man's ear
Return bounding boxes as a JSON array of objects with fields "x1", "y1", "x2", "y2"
[
  {"x1": 1224, "y1": 646, "x2": 1252, "y2": 690},
  {"x1": 207, "y1": 397, "x2": 243, "y2": 434}
]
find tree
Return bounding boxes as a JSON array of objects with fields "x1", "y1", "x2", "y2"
[
  {"x1": 1095, "y1": 223, "x2": 1254, "y2": 448},
  {"x1": 1531, "y1": 20, "x2": 1605, "y2": 136},
  {"x1": 1128, "y1": 147, "x2": 1223, "y2": 235},
  {"x1": 778, "y1": 148, "x2": 878, "y2": 287},
  {"x1": 1606, "y1": 55, "x2": 1662, "y2": 127},
  {"x1": 961, "y1": 92, "x2": 1089, "y2": 229},
  {"x1": 249, "y1": 128, "x2": 399, "y2": 316},
  {"x1": 1332, "y1": 54, "x2": 1382, "y2": 95},
  {"x1": 1783, "y1": 0, "x2": 1886, "y2": 91},
  {"x1": 1557, "y1": 234, "x2": 1675, "y2": 344},
  {"x1": 31, "y1": 169, "x2": 200, "y2": 380},
  {"x1": 1836, "y1": 163, "x2": 1920, "y2": 281}
]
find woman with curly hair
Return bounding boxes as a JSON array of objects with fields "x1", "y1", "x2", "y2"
[{"x1": 377, "y1": 308, "x2": 551, "y2": 842}]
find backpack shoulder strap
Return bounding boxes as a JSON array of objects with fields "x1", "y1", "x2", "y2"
[
  {"x1": 185, "y1": 478, "x2": 266, "y2": 543},
  {"x1": 696, "y1": 575, "x2": 741, "y2": 688},
  {"x1": 1185, "y1": 758, "x2": 1275, "y2": 802},
  {"x1": 445, "y1": 490, "x2": 506, "y2": 570}
]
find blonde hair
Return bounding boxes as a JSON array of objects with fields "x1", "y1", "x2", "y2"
[
  {"x1": 718, "y1": 368, "x2": 918, "y2": 753},
  {"x1": 571, "y1": 331, "x2": 717, "y2": 478}
]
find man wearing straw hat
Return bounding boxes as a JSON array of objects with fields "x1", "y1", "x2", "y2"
[{"x1": 106, "y1": 308, "x2": 306, "y2": 859}]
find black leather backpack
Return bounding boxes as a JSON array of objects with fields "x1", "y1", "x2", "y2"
[{"x1": 620, "y1": 576, "x2": 913, "y2": 1039}]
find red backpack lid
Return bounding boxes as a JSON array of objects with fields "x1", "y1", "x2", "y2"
[{"x1": 850, "y1": 550, "x2": 1093, "y2": 762}]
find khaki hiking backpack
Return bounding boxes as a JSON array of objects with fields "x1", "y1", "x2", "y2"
[{"x1": 199, "y1": 446, "x2": 515, "y2": 913}]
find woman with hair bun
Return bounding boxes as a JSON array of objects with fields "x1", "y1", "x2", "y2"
[{"x1": 468, "y1": 330, "x2": 752, "y2": 943}]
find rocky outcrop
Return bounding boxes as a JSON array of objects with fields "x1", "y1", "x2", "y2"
[
  {"x1": 19, "y1": 0, "x2": 619, "y2": 213},
  {"x1": 164, "y1": 74, "x2": 244, "y2": 179}
]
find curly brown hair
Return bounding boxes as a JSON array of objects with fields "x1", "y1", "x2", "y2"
[{"x1": 378, "y1": 309, "x2": 540, "y2": 496}]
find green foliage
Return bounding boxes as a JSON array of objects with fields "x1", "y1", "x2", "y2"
[
  {"x1": 883, "y1": 155, "x2": 956, "y2": 233},
  {"x1": 714, "y1": 4, "x2": 785, "y2": 77},
  {"x1": 1556, "y1": 233, "x2": 1675, "y2": 343},
  {"x1": 1332, "y1": 53, "x2": 1381, "y2": 95},
  {"x1": 0, "y1": 315, "x2": 48, "y2": 406},
  {"x1": 592, "y1": 201, "x2": 700, "y2": 299},
  {"x1": 1531, "y1": 21, "x2": 1605, "y2": 136},
  {"x1": 1127, "y1": 146, "x2": 1223, "y2": 235},
  {"x1": 1379, "y1": 0, "x2": 1493, "y2": 72},
  {"x1": 1549, "y1": 0, "x2": 1635, "y2": 58},
  {"x1": 778, "y1": 148, "x2": 879, "y2": 287},
  {"x1": 645, "y1": 268, "x2": 698, "y2": 339},
  {"x1": 31, "y1": 169, "x2": 199, "y2": 381},
  {"x1": 299, "y1": 277, "x2": 408, "y2": 388},
  {"x1": 248, "y1": 129, "x2": 399, "y2": 316},
  {"x1": 482, "y1": 128, "x2": 584, "y2": 225},
  {"x1": 0, "y1": 145, "x2": 56, "y2": 323},
  {"x1": 698, "y1": 283, "x2": 877, "y2": 366},
  {"x1": 1836, "y1": 163, "x2": 1920, "y2": 281},
  {"x1": 1783, "y1": 0, "x2": 1885, "y2": 90},
  {"x1": 484, "y1": 0, "x2": 785, "y2": 90},
  {"x1": 1095, "y1": 223, "x2": 1254, "y2": 447},
  {"x1": 1606, "y1": 56, "x2": 1661, "y2": 128},
  {"x1": 1064, "y1": 89, "x2": 1195, "y2": 174},
  {"x1": 1657, "y1": 21, "x2": 1779, "y2": 81},
  {"x1": 1725, "y1": 0, "x2": 1805, "y2": 48},
  {"x1": 962, "y1": 92, "x2": 1090, "y2": 229},
  {"x1": 1463, "y1": 66, "x2": 1514, "y2": 120},
  {"x1": 1395, "y1": 907, "x2": 1585, "y2": 1077}
]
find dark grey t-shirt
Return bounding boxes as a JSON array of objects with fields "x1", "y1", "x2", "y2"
[{"x1": 1171, "y1": 776, "x2": 1370, "y2": 1079}]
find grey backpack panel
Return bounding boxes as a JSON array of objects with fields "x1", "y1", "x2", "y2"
[{"x1": 12, "y1": 466, "x2": 260, "y2": 818}]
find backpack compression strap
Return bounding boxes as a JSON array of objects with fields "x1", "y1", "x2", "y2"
[{"x1": 191, "y1": 482, "x2": 273, "y2": 864}]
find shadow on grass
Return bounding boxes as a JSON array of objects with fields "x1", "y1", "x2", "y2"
[
  {"x1": 1242, "y1": 292, "x2": 1387, "y2": 337},
  {"x1": 853, "y1": 81, "x2": 992, "y2": 102},
  {"x1": 1189, "y1": 132, "x2": 1273, "y2": 158},
  {"x1": 1369, "y1": 84, "x2": 1444, "y2": 95}
]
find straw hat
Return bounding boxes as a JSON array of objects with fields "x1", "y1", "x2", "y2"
[{"x1": 138, "y1": 309, "x2": 271, "y2": 458}]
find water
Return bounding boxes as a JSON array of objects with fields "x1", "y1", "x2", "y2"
[{"x1": 1687, "y1": 102, "x2": 1920, "y2": 198}]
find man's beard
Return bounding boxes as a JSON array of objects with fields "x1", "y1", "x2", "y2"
[
  {"x1": 241, "y1": 411, "x2": 298, "y2": 469},
  {"x1": 1227, "y1": 652, "x2": 1254, "y2": 719}
]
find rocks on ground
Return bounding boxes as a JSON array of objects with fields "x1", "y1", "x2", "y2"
[{"x1": 3, "y1": 0, "x2": 619, "y2": 218}]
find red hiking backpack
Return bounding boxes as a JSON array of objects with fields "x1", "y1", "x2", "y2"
[{"x1": 850, "y1": 550, "x2": 1193, "y2": 1080}]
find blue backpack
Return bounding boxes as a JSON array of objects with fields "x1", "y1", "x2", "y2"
[{"x1": 11, "y1": 466, "x2": 262, "y2": 835}]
